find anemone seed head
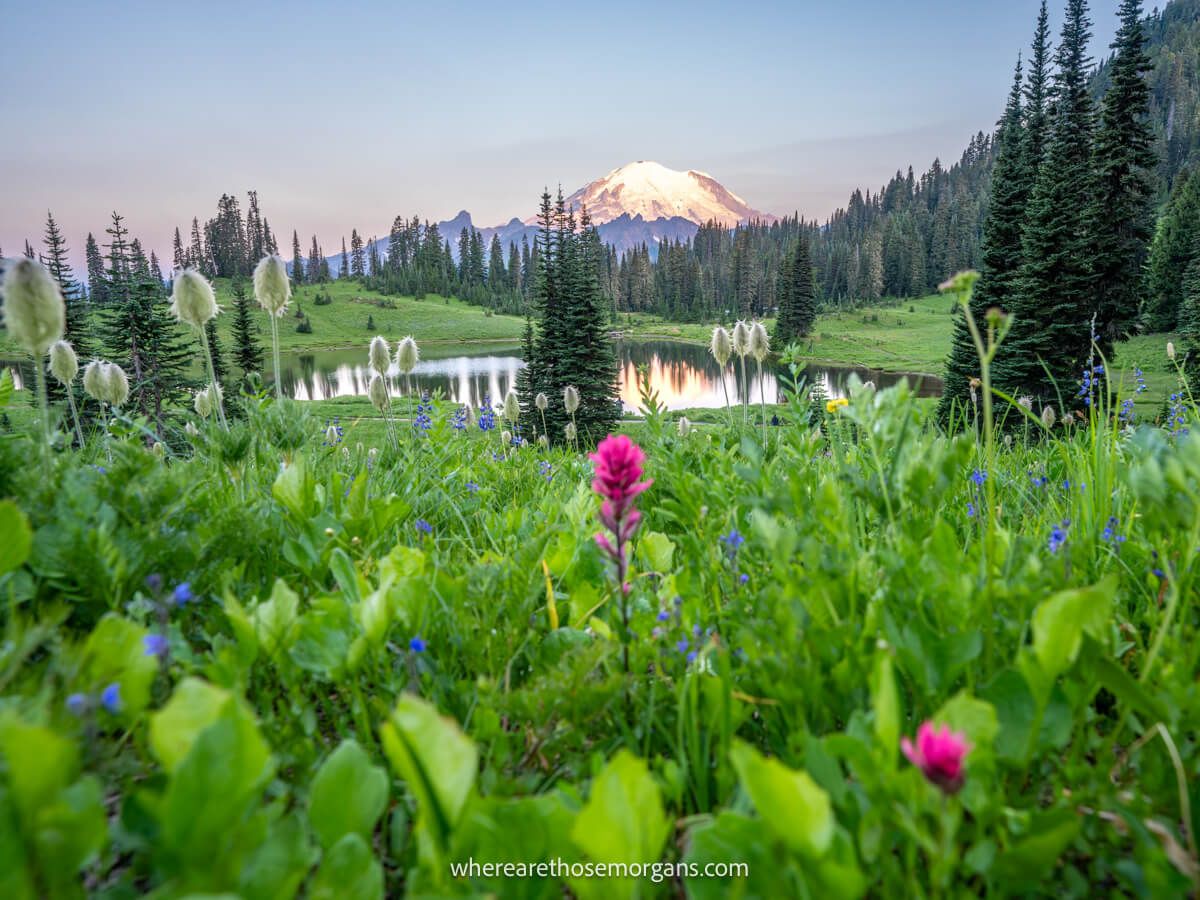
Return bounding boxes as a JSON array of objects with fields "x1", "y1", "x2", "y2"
[
  {"x1": 2, "y1": 257, "x2": 65, "y2": 356},
  {"x1": 169, "y1": 268, "x2": 219, "y2": 328},
  {"x1": 396, "y1": 336, "x2": 420, "y2": 374},
  {"x1": 253, "y1": 255, "x2": 291, "y2": 316},
  {"x1": 48, "y1": 340, "x2": 79, "y2": 385},
  {"x1": 710, "y1": 326, "x2": 732, "y2": 366},
  {"x1": 368, "y1": 335, "x2": 392, "y2": 375}
]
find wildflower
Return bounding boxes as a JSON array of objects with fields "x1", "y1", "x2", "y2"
[
  {"x1": 169, "y1": 269, "x2": 219, "y2": 328},
  {"x1": 100, "y1": 682, "x2": 121, "y2": 714},
  {"x1": 478, "y1": 395, "x2": 497, "y2": 432},
  {"x1": 1119, "y1": 398, "x2": 1135, "y2": 424},
  {"x1": 967, "y1": 503, "x2": 976, "y2": 518},
  {"x1": 535, "y1": 392, "x2": 548, "y2": 412},
  {"x1": 66, "y1": 693, "x2": 88, "y2": 716},
  {"x1": 414, "y1": 518, "x2": 432, "y2": 535},
  {"x1": 48, "y1": 340, "x2": 79, "y2": 385},
  {"x1": 83, "y1": 360, "x2": 106, "y2": 402},
  {"x1": 1041, "y1": 405, "x2": 1057, "y2": 429},
  {"x1": 686, "y1": 651, "x2": 698, "y2": 664},
  {"x1": 465, "y1": 480, "x2": 479, "y2": 494},
  {"x1": 369, "y1": 374, "x2": 388, "y2": 412},
  {"x1": 194, "y1": 389, "x2": 212, "y2": 419},
  {"x1": 901, "y1": 721, "x2": 970, "y2": 794},
  {"x1": 1134, "y1": 366, "x2": 1147, "y2": 394},
  {"x1": 452, "y1": 405, "x2": 469, "y2": 430},
  {"x1": 1018, "y1": 395, "x2": 1033, "y2": 411},
  {"x1": 143, "y1": 633, "x2": 169, "y2": 658},
  {"x1": 396, "y1": 336, "x2": 420, "y2": 374},
  {"x1": 1, "y1": 258, "x2": 65, "y2": 356},
  {"x1": 1167, "y1": 341, "x2": 1176, "y2": 361},
  {"x1": 720, "y1": 529, "x2": 745, "y2": 555},
  {"x1": 146, "y1": 573, "x2": 163, "y2": 593},
  {"x1": 676, "y1": 638, "x2": 689, "y2": 654},
  {"x1": 102, "y1": 362, "x2": 129, "y2": 407},
  {"x1": 409, "y1": 636, "x2": 427, "y2": 653},
  {"x1": 656, "y1": 610, "x2": 671, "y2": 622},
  {"x1": 368, "y1": 335, "x2": 391, "y2": 376},
  {"x1": 677, "y1": 416, "x2": 691, "y2": 437},
  {"x1": 738, "y1": 573, "x2": 749, "y2": 585},
  {"x1": 501, "y1": 429, "x2": 512, "y2": 445},
  {"x1": 710, "y1": 326, "x2": 732, "y2": 366},
  {"x1": 825, "y1": 397, "x2": 849, "y2": 414},
  {"x1": 938, "y1": 271, "x2": 980, "y2": 296},
  {"x1": 590, "y1": 435, "x2": 652, "y2": 592},
  {"x1": 731, "y1": 321, "x2": 751, "y2": 358},
  {"x1": 564, "y1": 422, "x2": 577, "y2": 443},
  {"x1": 539, "y1": 460, "x2": 552, "y2": 482},
  {"x1": 1048, "y1": 522, "x2": 1069, "y2": 555},
  {"x1": 749, "y1": 321, "x2": 770, "y2": 363},
  {"x1": 253, "y1": 255, "x2": 291, "y2": 316},
  {"x1": 184, "y1": 421, "x2": 199, "y2": 437},
  {"x1": 413, "y1": 394, "x2": 433, "y2": 433},
  {"x1": 563, "y1": 385, "x2": 580, "y2": 415},
  {"x1": 173, "y1": 582, "x2": 193, "y2": 606},
  {"x1": 970, "y1": 469, "x2": 987, "y2": 487},
  {"x1": 503, "y1": 390, "x2": 520, "y2": 424}
]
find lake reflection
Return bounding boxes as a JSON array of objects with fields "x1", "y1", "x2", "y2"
[{"x1": 275, "y1": 340, "x2": 943, "y2": 411}]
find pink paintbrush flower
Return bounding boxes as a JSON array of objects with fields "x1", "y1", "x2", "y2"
[
  {"x1": 902, "y1": 721, "x2": 970, "y2": 794},
  {"x1": 589, "y1": 435, "x2": 652, "y2": 591}
]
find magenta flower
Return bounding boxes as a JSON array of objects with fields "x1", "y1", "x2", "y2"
[
  {"x1": 901, "y1": 721, "x2": 970, "y2": 794},
  {"x1": 589, "y1": 434, "x2": 652, "y2": 591}
]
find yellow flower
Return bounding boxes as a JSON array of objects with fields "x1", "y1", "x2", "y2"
[{"x1": 825, "y1": 398, "x2": 849, "y2": 414}]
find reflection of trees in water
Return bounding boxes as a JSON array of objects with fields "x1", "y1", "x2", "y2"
[{"x1": 274, "y1": 344, "x2": 943, "y2": 407}]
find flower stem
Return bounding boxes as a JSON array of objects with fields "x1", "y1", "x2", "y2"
[
  {"x1": 66, "y1": 387, "x2": 84, "y2": 449},
  {"x1": 32, "y1": 355, "x2": 51, "y2": 477},
  {"x1": 198, "y1": 326, "x2": 228, "y2": 430},
  {"x1": 270, "y1": 314, "x2": 282, "y2": 401}
]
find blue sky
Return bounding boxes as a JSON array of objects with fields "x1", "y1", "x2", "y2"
[{"x1": 0, "y1": 0, "x2": 1122, "y2": 266}]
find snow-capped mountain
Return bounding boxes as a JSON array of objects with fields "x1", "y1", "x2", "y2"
[{"x1": 550, "y1": 160, "x2": 775, "y2": 228}]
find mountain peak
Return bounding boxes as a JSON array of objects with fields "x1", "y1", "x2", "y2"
[{"x1": 536, "y1": 161, "x2": 773, "y2": 228}]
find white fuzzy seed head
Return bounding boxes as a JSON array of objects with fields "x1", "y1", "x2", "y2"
[
  {"x1": 749, "y1": 321, "x2": 770, "y2": 363},
  {"x1": 368, "y1": 336, "x2": 391, "y2": 375},
  {"x1": 677, "y1": 416, "x2": 692, "y2": 437},
  {"x1": 152, "y1": 441, "x2": 165, "y2": 456},
  {"x1": 194, "y1": 388, "x2": 212, "y2": 419},
  {"x1": 564, "y1": 422, "x2": 577, "y2": 442},
  {"x1": 48, "y1": 340, "x2": 78, "y2": 385},
  {"x1": 501, "y1": 429, "x2": 512, "y2": 445},
  {"x1": 563, "y1": 385, "x2": 580, "y2": 414},
  {"x1": 538, "y1": 434, "x2": 549, "y2": 447},
  {"x1": 396, "y1": 336, "x2": 420, "y2": 374},
  {"x1": 1041, "y1": 405, "x2": 1057, "y2": 428},
  {"x1": 1018, "y1": 395, "x2": 1033, "y2": 410},
  {"x1": 732, "y1": 321, "x2": 751, "y2": 357},
  {"x1": 103, "y1": 363, "x2": 129, "y2": 407},
  {"x1": 535, "y1": 392, "x2": 548, "y2": 412},
  {"x1": 1167, "y1": 341, "x2": 1176, "y2": 361},
  {"x1": 184, "y1": 421, "x2": 199, "y2": 437},
  {"x1": 503, "y1": 390, "x2": 520, "y2": 424},
  {"x1": 253, "y1": 255, "x2": 291, "y2": 317},
  {"x1": 2, "y1": 258, "x2": 65, "y2": 356},
  {"x1": 325, "y1": 425, "x2": 339, "y2": 443},
  {"x1": 82, "y1": 360, "x2": 105, "y2": 401},
  {"x1": 169, "y1": 268, "x2": 219, "y2": 329},
  {"x1": 710, "y1": 326, "x2": 732, "y2": 366},
  {"x1": 368, "y1": 374, "x2": 388, "y2": 412}
]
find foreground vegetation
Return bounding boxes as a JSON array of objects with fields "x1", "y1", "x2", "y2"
[{"x1": 1, "y1": 338, "x2": 1198, "y2": 896}]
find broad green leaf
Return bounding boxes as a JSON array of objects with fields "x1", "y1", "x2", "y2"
[
  {"x1": 0, "y1": 718, "x2": 77, "y2": 827},
  {"x1": 980, "y1": 669, "x2": 1037, "y2": 764},
  {"x1": 149, "y1": 678, "x2": 229, "y2": 773},
  {"x1": 0, "y1": 785, "x2": 36, "y2": 899},
  {"x1": 309, "y1": 740, "x2": 388, "y2": 850},
  {"x1": 239, "y1": 812, "x2": 315, "y2": 900},
  {"x1": 380, "y1": 695, "x2": 478, "y2": 848},
  {"x1": 328, "y1": 548, "x2": 362, "y2": 603},
  {"x1": 992, "y1": 809, "x2": 1081, "y2": 890},
  {"x1": 289, "y1": 595, "x2": 352, "y2": 679},
  {"x1": 730, "y1": 740, "x2": 833, "y2": 858},
  {"x1": 272, "y1": 456, "x2": 313, "y2": 518},
  {"x1": 0, "y1": 500, "x2": 32, "y2": 576},
  {"x1": 933, "y1": 692, "x2": 998, "y2": 759},
  {"x1": 309, "y1": 833, "x2": 383, "y2": 900},
  {"x1": 250, "y1": 579, "x2": 301, "y2": 661},
  {"x1": 1031, "y1": 576, "x2": 1116, "y2": 683},
  {"x1": 636, "y1": 531, "x2": 675, "y2": 574},
  {"x1": 0, "y1": 369, "x2": 14, "y2": 409},
  {"x1": 570, "y1": 750, "x2": 669, "y2": 900},
  {"x1": 78, "y1": 614, "x2": 159, "y2": 718},
  {"x1": 31, "y1": 774, "x2": 107, "y2": 892},
  {"x1": 683, "y1": 811, "x2": 781, "y2": 900}
]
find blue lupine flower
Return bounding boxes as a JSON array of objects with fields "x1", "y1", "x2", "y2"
[
  {"x1": 692, "y1": 623, "x2": 701, "y2": 638},
  {"x1": 478, "y1": 395, "x2": 497, "y2": 432},
  {"x1": 970, "y1": 469, "x2": 987, "y2": 487},
  {"x1": 739, "y1": 573, "x2": 749, "y2": 585},
  {"x1": 465, "y1": 481, "x2": 480, "y2": 494},
  {"x1": 172, "y1": 582, "x2": 193, "y2": 606},
  {"x1": 1119, "y1": 398, "x2": 1135, "y2": 423},
  {"x1": 452, "y1": 405, "x2": 468, "y2": 430},
  {"x1": 1048, "y1": 523, "x2": 1068, "y2": 555},
  {"x1": 1134, "y1": 366, "x2": 1147, "y2": 393},
  {"x1": 539, "y1": 460, "x2": 552, "y2": 481},
  {"x1": 143, "y1": 633, "x2": 169, "y2": 658},
  {"x1": 413, "y1": 393, "x2": 433, "y2": 433},
  {"x1": 414, "y1": 519, "x2": 432, "y2": 535},
  {"x1": 100, "y1": 683, "x2": 121, "y2": 714},
  {"x1": 656, "y1": 610, "x2": 670, "y2": 622},
  {"x1": 686, "y1": 651, "x2": 697, "y2": 664},
  {"x1": 676, "y1": 638, "x2": 689, "y2": 654},
  {"x1": 145, "y1": 573, "x2": 163, "y2": 593},
  {"x1": 720, "y1": 529, "x2": 745, "y2": 554},
  {"x1": 66, "y1": 693, "x2": 88, "y2": 716},
  {"x1": 967, "y1": 503, "x2": 976, "y2": 518},
  {"x1": 409, "y1": 636, "x2": 427, "y2": 653}
]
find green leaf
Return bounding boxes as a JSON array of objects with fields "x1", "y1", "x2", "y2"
[
  {"x1": 729, "y1": 740, "x2": 833, "y2": 858},
  {"x1": 980, "y1": 669, "x2": 1037, "y2": 764},
  {"x1": 78, "y1": 614, "x2": 159, "y2": 718},
  {"x1": 870, "y1": 654, "x2": 900, "y2": 768},
  {"x1": 238, "y1": 812, "x2": 315, "y2": 900},
  {"x1": 308, "y1": 833, "x2": 383, "y2": 900},
  {"x1": 328, "y1": 548, "x2": 361, "y2": 603},
  {"x1": 309, "y1": 740, "x2": 388, "y2": 851},
  {"x1": 570, "y1": 750, "x2": 669, "y2": 900},
  {"x1": 636, "y1": 531, "x2": 675, "y2": 574},
  {"x1": 0, "y1": 718, "x2": 77, "y2": 827},
  {"x1": 380, "y1": 695, "x2": 477, "y2": 849},
  {"x1": 32, "y1": 774, "x2": 107, "y2": 893},
  {"x1": 273, "y1": 456, "x2": 313, "y2": 519},
  {"x1": 250, "y1": 579, "x2": 301, "y2": 661},
  {"x1": 933, "y1": 692, "x2": 998, "y2": 759},
  {"x1": 0, "y1": 500, "x2": 32, "y2": 576},
  {"x1": 149, "y1": 678, "x2": 230, "y2": 773},
  {"x1": 992, "y1": 809, "x2": 1081, "y2": 890},
  {"x1": 0, "y1": 369, "x2": 14, "y2": 409},
  {"x1": 1031, "y1": 576, "x2": 1116, "y2": 684},
  {"x1": 1083, "y1": 637, "x2": 1168, "y2": 723},
  {"x1": 289, "y1": 595, "x2": 353, "y2": 679}
]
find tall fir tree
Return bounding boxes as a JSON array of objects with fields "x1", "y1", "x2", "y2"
[
  {"x1": 85, "y1": 233, "x2": 107, "y2": 305},
  {"x1": 339, "y1": 237, "x2": 349, "y2": 279},
  {"x1": 291, "y1": 230, "x2": 305, "y2": 286},
  {"x1": 308, "y1": 235, "x2": 323, "y2": 284},
  {"x1": 230, "y1": 278, "x2": 265, "y2": 377},
  {"x1": 1145, "y1": 169, "x2": 1200, "y2": 331},
  {"x1": 172, "y1": 227, "x2": 186, "y2": 272},
  {"x1": 995, "y1": 0, "x2": 1098, "y2": 401},
  {"x1": 1024, "y1": 2, "x2": 1053, "y2": 176},
  {"x1": 775, "y1": 236, "x2": 817, "y2": 343},
  {"x1": 1089, "y1": 0, "x2": 1156, "y2": 350},
  {"x1": 940, "y1": 58, "x2": 1031, "y2": 421},
  {"x1": 350, "y1": 229, "x2": 365, "y2": 278},
  {"x1": 41, "y1": 211, "x2": 92, "y2": 360}
]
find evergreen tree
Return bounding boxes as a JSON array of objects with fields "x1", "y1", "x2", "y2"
[
  {"x1": 1024, "y1": 2, "x2": 1053, "y2": 175},
  {"x1": 205, "y1": 319, "x2": 227, "y2": 386},
  {"x1": 940, "y1": 58, "x2": 1031, "y2": 421},
  {"x1": 1145, "y1": 168, "x2": 1200, "y2": 330},
  {"x1": 350, "y1": 229, "x2": 365, "y2": 278},
  {"x1": 292, "y1": 230, "x2": 305, "y2": 286},
  {"x1": 230, "y1": 278, "x2": 264, "y2": 377},
  {"x1": 172, "y1": 227, "x2": 186, "y2": 272},
  {"x1": 995, "y1": 0, "x2": 1098, "y2": 401},
  {"x1": 487, "y1": 234, "x2": 506, "y2": 291},
  {"x1": 41, "y1": 211, "x2": 92, "y2": 360},
  {"x1": 85, "y1": 233, "x2": 107, "y2": 305},
  {"x1": 775, "y1": 237, "x2": 816, "y2": 342},
  {"x1": 308, "y1": 235, "x2": 323, "y2": 284},
  {"x1": 245, "y1": 190, "x2": 265, "y2": 263},
  {"x1": 189, "y1": 218, "x2": 208, "y2": 276},
  {"x1": 1089, "y1": 0, "x2": 1156, "y2": 349},
  {"x1": 339, "y1": 237, "x2": 349, "y2": 279}
]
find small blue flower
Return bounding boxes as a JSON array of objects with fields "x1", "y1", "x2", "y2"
[
  {"x1": 1048, "y1": 522, "x2": 1068, "y2": 555},
  {"x1": 720, "y1": 529, "x2": 745, "y2": 554},
  {"x1": 409, "y1": 636, "x2": 427, "y2": 653},
  {"x1": 66, "y1": 693, "x2": 88, "y2": 716},
  {"x1": 656, "y1": 610, "x2": 670, "y2": 622},
  {"x1": 414, "y1": 519, "x2": 432, "y2": 535},
  {"x1": 100, "y1": 682, "x2": 121, "y2": 714},
  {"x1": 465, "y1": 481, "x2": 480, "y2": 494},
  {"x1": 970, "y1": 469, "x2": 987, "y2": 487},
  {"x1": 967, "y1": 503, "x2": 977, "y2": 518},
  {"x1": 738, "y1": 573, "x2": 749, "y2": 585},
  {"x1": 692, "y1": 623, "x2": 701, "y2": 638},
  {"x1": 686, "y1": 651, "x2": 697, "y2": 664},
  {"x1": 172, "y1": 582, "x2": 193, "y2": 606},
  {"x1": 143, "y1": 633, "x2": 169, "y2": 658},
  {"x1": 145, "y1": 573, "x2": 163, "y2": 593},
  {"x1": 676, "y1": 638, "x2": 689, "y2": 654}
]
